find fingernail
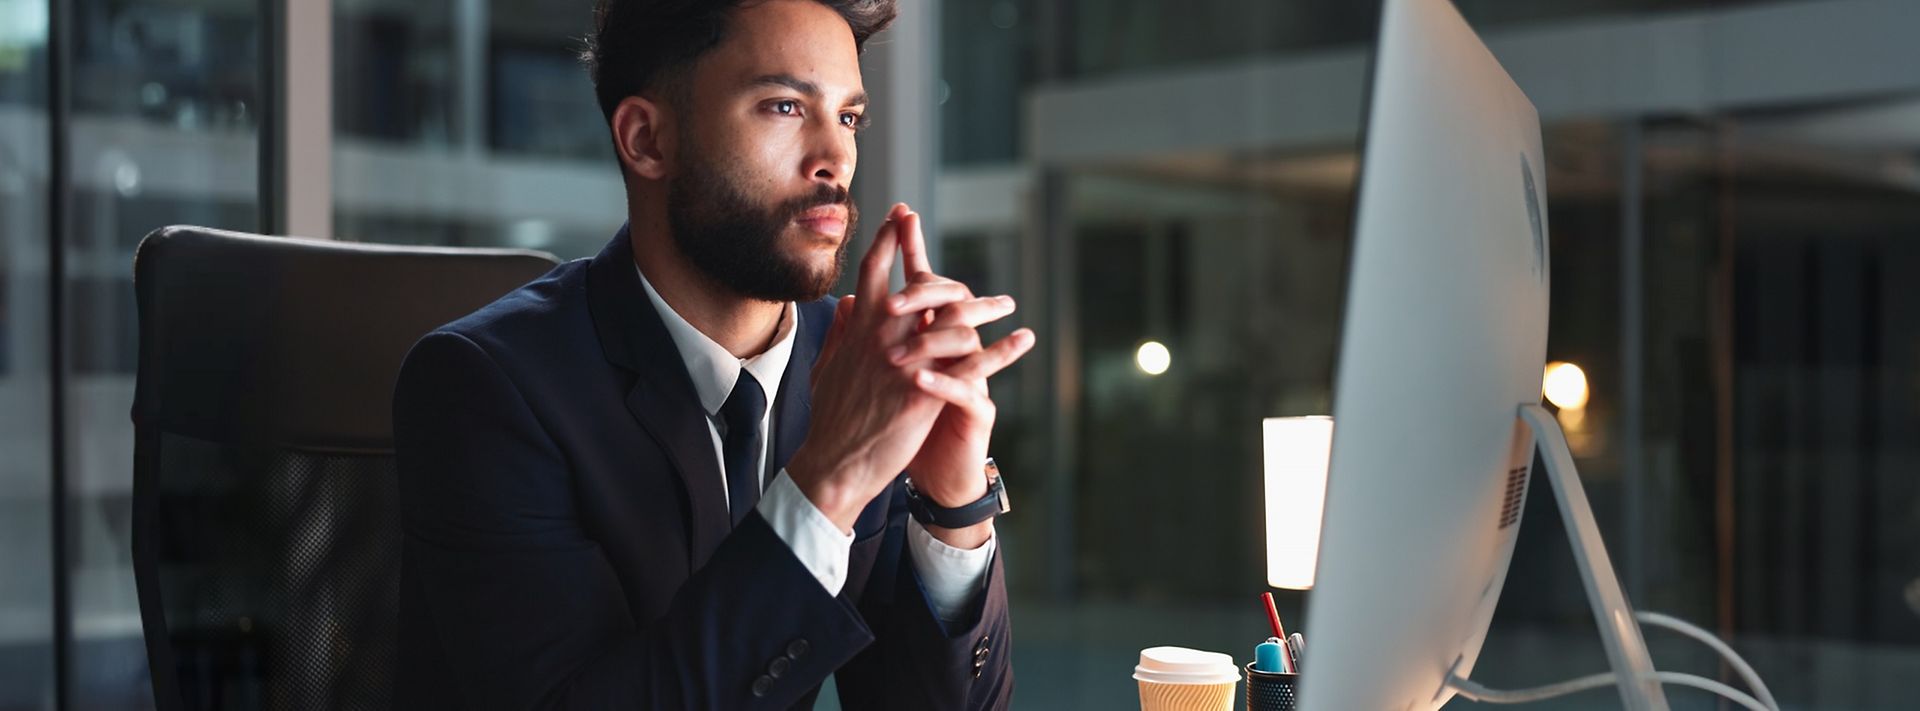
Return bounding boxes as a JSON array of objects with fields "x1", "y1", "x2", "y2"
[
  {"x1": 888, "y1": 295, "x2": 907, "y2": 311},
  {"x1": 887, "y1": 344, "x2": 907, "y2": 363},
  {"x1": 917, "y1": 370, "x2": 937, "y2": 386},
  {"x1": 997, "y1": 295, "x2": 1015, "y2": 306}
]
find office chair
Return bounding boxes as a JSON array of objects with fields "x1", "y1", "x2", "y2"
[{"x1": 130, "y1": 226, "x2": 560, "y2": 710}]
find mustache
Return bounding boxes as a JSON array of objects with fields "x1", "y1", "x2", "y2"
[{"x1": 776, "y1": 184, "x2": 855, "y2": 224}]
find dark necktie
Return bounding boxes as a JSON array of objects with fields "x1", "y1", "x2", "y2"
[{"x1": 720, "y1": 370, "x2": 767, "y2": 527}]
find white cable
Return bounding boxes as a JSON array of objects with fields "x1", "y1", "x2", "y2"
[
  {"x1": 1443, "y1": 609, "x2": 1782, "y2": 710},
  {"x1": 1446, "y1": 670, "x2": 1768, "y2": 710},
  {"x1": 1635, "y1": 611, "x2": 1778, "y2": 711}
]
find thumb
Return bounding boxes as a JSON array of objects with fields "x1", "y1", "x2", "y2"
[{"x1": 812, "y1": 295, "x2": 856, "y2": 391}]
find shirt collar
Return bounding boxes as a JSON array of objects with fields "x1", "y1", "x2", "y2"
[{"x1": 635, "y1": 264, "x2": 796, "y2": 417}]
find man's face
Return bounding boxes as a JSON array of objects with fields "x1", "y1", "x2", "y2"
[{"x1": 665, "y1": 0, "x2": 865, "y2": 303}]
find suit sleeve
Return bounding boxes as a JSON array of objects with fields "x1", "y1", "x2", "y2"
[
  {"x1": 394, "y1": 331, "x2": 874, "y2": 709},
  {"x1": 830, "y1": 483, "x2": 1015, "y2": 710}
]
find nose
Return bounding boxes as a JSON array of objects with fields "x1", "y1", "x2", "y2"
[{"x1": 802, "y1": 118, "x2": 854, "y2": 189}]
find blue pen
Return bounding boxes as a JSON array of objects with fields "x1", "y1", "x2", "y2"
[{"x1": 1255, "y1": 640, "x2": 1287, "y2": 673}]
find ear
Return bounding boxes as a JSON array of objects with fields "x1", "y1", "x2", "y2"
[{"x1": 611, "y1": 94, "x2": 672, "y2": 181}]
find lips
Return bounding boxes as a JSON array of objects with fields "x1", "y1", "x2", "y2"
[{"x1": 794, "y1": 205, "x2": 849, "y2": 237}]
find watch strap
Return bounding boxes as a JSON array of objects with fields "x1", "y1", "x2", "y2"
[{"x1": 906, "y1": 459, "x2": 1010, "y2": 529}]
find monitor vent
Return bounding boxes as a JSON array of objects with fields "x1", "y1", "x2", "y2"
[{"x1": 1498, "y1": 465, "x2": 1529, "y2": 529}]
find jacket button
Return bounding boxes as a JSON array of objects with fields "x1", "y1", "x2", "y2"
[
  {"x1": 768, "y1": 656, "x2": 791, "y2": 679},
  {"x1": 786, "y1": 638, "x2": 811, "y2": 660},
  {"x1": 751, "y1": 675, "x2": 773, "y2": 697}
]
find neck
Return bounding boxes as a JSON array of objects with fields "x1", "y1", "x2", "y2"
[{"x1": 628, "y1": 210, "x2": 787, "y2": 360}]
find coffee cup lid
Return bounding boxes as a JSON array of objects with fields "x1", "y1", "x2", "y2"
[{"x1": 1133, "y1": 646, "x2": 1240, "y2": 685}]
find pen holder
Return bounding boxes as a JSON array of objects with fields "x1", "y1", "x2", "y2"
[{"x1": 1244, "y1": 662, "x2": 1300, "y2": 711}]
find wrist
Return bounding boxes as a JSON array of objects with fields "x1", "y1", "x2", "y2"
[
  {"x1": 918, "y1": 470, "x2": 991, "y2": 508},
  {"x1": 905, "y1": 459, "x2": 1009, "y2": 532},
  {"x1": 786, "y1": 449, "x2": 867, "y2": 533},
  {"x1": 913, "y1": 455, "x2": 993, "y2": 507}
]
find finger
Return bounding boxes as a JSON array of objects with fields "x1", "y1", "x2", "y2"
[
  {"x1": 813, "y1": 296, "x2": 856, "y2": 389},
  {"x1": 899, "y1": 210, "x2": 933, "y2": 277},
  {"x1": 913, "y1": 368, "x2": 993, "y2": 414},
  {"x1": 886, "y1": 280, "x2": 974, "y2": 315},
  {"x1": 926, "y1": 295, "x2": 1016, "y2": 331},
  {"x1": 886, "y1": 326, "x2": 983, "y2": 366},
  {"x1": 826, "y1": 295, "x2": 854, "y2": 347},
  {"x1": 833, "y1": 293, "x2": 856, "y2": 327},
  {"x1": 943, "y1": 328, "x2": 1036, "y2": 381},
  {"x1": 855, "y1": 217, "x2": 899, "y2": 315}
]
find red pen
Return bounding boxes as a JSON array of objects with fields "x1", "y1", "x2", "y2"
[{"x1": 1261, "y1": 592, "x2": 1294, "y2": 673}]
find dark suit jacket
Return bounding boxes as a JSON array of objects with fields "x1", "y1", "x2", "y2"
[{"x1": 392, "y1": 227, "x2": 1013, "y2": 709}]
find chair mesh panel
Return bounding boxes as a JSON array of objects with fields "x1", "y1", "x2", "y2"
[{"x1": 154, "y1": 432, "x2": 399, "y2": 711}]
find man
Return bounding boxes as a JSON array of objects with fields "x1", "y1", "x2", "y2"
[{"x1": 391, "y1": 0, "x2": 1030, "y2": 708}]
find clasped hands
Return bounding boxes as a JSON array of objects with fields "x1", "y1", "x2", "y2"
[{"x1": 786, "y1": 204, "x2": 1033, "y2": 550}]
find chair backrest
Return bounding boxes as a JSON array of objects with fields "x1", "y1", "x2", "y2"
[{"x1": 130, "y1": 226, "x2": 561, "y2": 711}]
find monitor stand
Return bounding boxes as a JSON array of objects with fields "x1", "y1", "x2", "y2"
[{"x1": 1505, "y1": 403, "x2": 1671, "y2": 709}]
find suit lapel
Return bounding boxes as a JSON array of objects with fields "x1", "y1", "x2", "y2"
[{"x1": 586, "y1": 225, "x2": 731, "y2": 562}]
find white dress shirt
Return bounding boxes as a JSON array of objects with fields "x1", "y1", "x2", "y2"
[{"x1": 636, "y1": 267, "x2": 995, "y2": 622}]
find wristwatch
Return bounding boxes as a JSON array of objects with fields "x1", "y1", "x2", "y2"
[{"x1": 904, "y1": 458, "x2": 1011, "y2": 529}]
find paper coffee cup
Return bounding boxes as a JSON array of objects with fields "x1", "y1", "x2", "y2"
[{"x1": 1134, "y1": 646, "x2": 1239, "y2": 711}]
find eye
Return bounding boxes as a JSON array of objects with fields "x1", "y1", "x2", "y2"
[
  {"x1": 841, "y1": 112, "x2": 868, "y2": 130},
  {"x1": 771, "y1": 100, "x2": 800, "y2": 116}
]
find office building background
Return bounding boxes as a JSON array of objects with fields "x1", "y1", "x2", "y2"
[{"x1": 4, "y1": 0, "x2": 1919, "y2": 708}]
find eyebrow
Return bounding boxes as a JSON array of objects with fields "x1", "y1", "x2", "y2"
[{"x1": 749, "y1": 73, "x2": 868, "y2": 108}]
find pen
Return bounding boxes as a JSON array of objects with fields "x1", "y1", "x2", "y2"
[
  {"x1": 1262, "y1": 592, "x2": 1287, "y2": 640},
  {"x1": 1255, "y1": 639, "x2": 1286, "y2": 674},
  {"x1": 1260, "y1": 592, "x2": 1294, "y2": 673},
  {"x1": 1286, "y1": 632, "x2": 1305, "y2": 672}
]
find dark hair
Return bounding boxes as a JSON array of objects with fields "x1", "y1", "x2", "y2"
[{"x1": 582, "y1": 0, "x2": 897, "y2": 124}]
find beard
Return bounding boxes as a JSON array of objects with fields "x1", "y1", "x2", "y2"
[{"x1": 666, "y1": 149, "x2": 857, "y2": 304}]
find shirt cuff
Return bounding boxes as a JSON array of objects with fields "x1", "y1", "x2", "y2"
[
  {"x1": 757, "y1": 469, "x2": 855, "y2": 596},
  {"x1": 906, "y1": 518, "x2": 997, "y2": 624}
]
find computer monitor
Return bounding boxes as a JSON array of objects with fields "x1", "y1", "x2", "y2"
[{"x1": 1298, "y1": 0, "x2": 1666, "y2": 708}]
